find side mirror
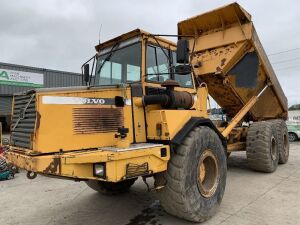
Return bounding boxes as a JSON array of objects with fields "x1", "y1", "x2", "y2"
[
  {"x1": 83, "y1": 64, "x2": 90, "y2": 83},
  {"x1": 176, "y1": 39, "x2": 189, "y2": 64}
]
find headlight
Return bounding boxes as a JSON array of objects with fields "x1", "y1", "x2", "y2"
[{"x1": 93, "y1": 163, "x2": 106, "y2": 178}]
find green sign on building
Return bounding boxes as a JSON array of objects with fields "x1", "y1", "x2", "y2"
[{"x1": 0, "y1": 69, "x2": 44, "y2": 87}]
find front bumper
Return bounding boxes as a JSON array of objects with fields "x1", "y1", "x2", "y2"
[{"x1": 6, "y1": 144, "x2": 170, "y2": 182}]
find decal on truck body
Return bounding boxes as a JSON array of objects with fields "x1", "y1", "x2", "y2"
[{"x1": 42, "y1": 96, "x2": 131, "y2": 105}]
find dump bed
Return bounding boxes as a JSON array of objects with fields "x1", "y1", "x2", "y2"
[{"x1": 178, "y1": 3, "x2": 288, "y2": 120}]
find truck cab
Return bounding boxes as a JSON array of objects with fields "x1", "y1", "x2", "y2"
[{"x1": 92, "y1": 29, "x2": 194, "y2": 90}]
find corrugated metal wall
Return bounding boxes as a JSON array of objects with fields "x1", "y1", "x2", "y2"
[
  {"x1": 0, "y1": 95, "x2": 12, "y2": 115},
  {"x1": 0, "y1": 62, "x2": 82, "y2": 95}
]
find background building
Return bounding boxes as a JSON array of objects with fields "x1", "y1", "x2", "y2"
[{"x1": 0, "y1": 62, "x2": 82, "y2": 130}]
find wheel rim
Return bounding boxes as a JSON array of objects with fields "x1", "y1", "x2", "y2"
[
  {"x1": 283, "y1": 133, "x2": 289, "y2": 157},
  {"x1": 270, "y1": 136, "x2": 277, "y2": 160},
  {"x1": 197, "y1": 149, "x2": 220, "y2": 198}
]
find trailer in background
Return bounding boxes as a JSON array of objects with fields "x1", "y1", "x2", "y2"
[
  {"x1": 0, "y1": 62, "x2": 81, "y2": 130},
  {"x1": 287, "y1": 109, "x2": 300, "y2": 141}
]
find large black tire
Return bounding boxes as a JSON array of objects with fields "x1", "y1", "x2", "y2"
[
  {"x1": 270, "y1": 120, "x2": 289, "y2": 164},
  {"x1": 0, "y1": 157, "x2": 8, "y2": 172},
  {"x1": 156, "y1": 126, "x2": 227, "y2": 222},
  {"x1": 7, "y1": 172, "x2": 14, "y2": 180},
  {"x1": 288, "y1": 132, "x2": 298, "y2": 142},
  {"x1": 246, "y1": 121, "x2": 279, "y2": 172},
  {"x1": 85, "y1": 178, "x2": 136, "y2": 195}
]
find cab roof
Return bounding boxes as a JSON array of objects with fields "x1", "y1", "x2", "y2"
[{"x1": 95, "y1": 28, "x2": 176, "y2": 52}]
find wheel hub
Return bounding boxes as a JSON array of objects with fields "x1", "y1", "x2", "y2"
[
  {"x1": 197, "y1": 149, "x2": 220, "y2": 198},
  {"x1": 199, "y1": 163, "x2": 206, "y2": 182},
  {"x1": 270, "y1": 136, "x2": 277, "y2": 160}
]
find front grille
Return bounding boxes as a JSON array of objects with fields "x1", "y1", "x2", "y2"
[
  {"x1": 10, "y1": 93, "x2": 36, "y2": 149},
  {"x1": 125, "y1": 162, "x2": 149, "y2": 178},
  {"x1": 73, "y1": 108, "x2": 124, "y2": 134}
]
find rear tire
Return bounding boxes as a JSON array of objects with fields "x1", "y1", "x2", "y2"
[
  {"x1": 156, "y1": 126, "x2": 227, "y2": 222},
  {"x1": 227, "y1": 152, "x2": 231, "y2": 159},
  {"x1": 271, "y1": 120, "x2": 289, "y2": 164},
  {"x1": 246, "y1": 121, "x2": 279, "y2": 172},
  {"x1": 85, "y1": 178, "x2": 136, "y2": 195}
]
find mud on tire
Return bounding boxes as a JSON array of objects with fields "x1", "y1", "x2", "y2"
[
  {"x1": 156, "y1": 126, "x2": 227, "y2": 222},
  {"x1": 85, "y1": 178, "x2": 136, "y2": 195},
  {"x1": 246, "y1": 121, "x2": 279, "y2": 172}
]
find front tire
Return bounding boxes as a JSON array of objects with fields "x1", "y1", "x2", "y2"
[
  {"x1": 156, "y1": 126, "x2": 227, "y2": 222},
  {"x1": 85, "y1": 179, "x2": 136, "y2": 195}
]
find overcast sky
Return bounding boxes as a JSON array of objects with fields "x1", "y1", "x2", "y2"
[{"x1": 0, "y1": 0, "x2": 299, "y2": 106}]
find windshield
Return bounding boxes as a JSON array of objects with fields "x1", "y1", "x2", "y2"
[{"x1": 96, "y1": 41, "x2": 141, "y2": 85}]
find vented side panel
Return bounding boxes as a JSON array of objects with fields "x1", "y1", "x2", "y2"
[
  {"x1": 10, "y1": 94, "x2": 36, "y2": 149},
  {"x1": 73, "y1": 108, "x2": 124, "y2": 134}
]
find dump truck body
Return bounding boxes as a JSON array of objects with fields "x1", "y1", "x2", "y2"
[
  {"x1": 178, "y1": 3, "x2": 287, "y2": 120},
  {"x1": 5, "y1": 3, "x2": 290, "y2": 223}
]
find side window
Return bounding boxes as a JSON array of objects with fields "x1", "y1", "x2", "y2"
[
  {"x1": 172, "y1": 51, "x2": 193, "y2": 88},
  {"x1": 146, "y1": 45, "x2": 170, "y2": 82}
]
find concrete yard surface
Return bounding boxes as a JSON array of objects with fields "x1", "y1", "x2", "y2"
[{"x1": 1, "y1": 143, "x2": 300, "y2": 225}]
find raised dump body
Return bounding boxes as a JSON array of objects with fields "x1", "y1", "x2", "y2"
[{"x1": 178, "y1": 3, "x2": 287, "y2": 120}]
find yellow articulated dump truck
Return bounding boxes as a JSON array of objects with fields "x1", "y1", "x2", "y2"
[{"x1": 6, "y1": 3, "x2": 288, "y2": 222}]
